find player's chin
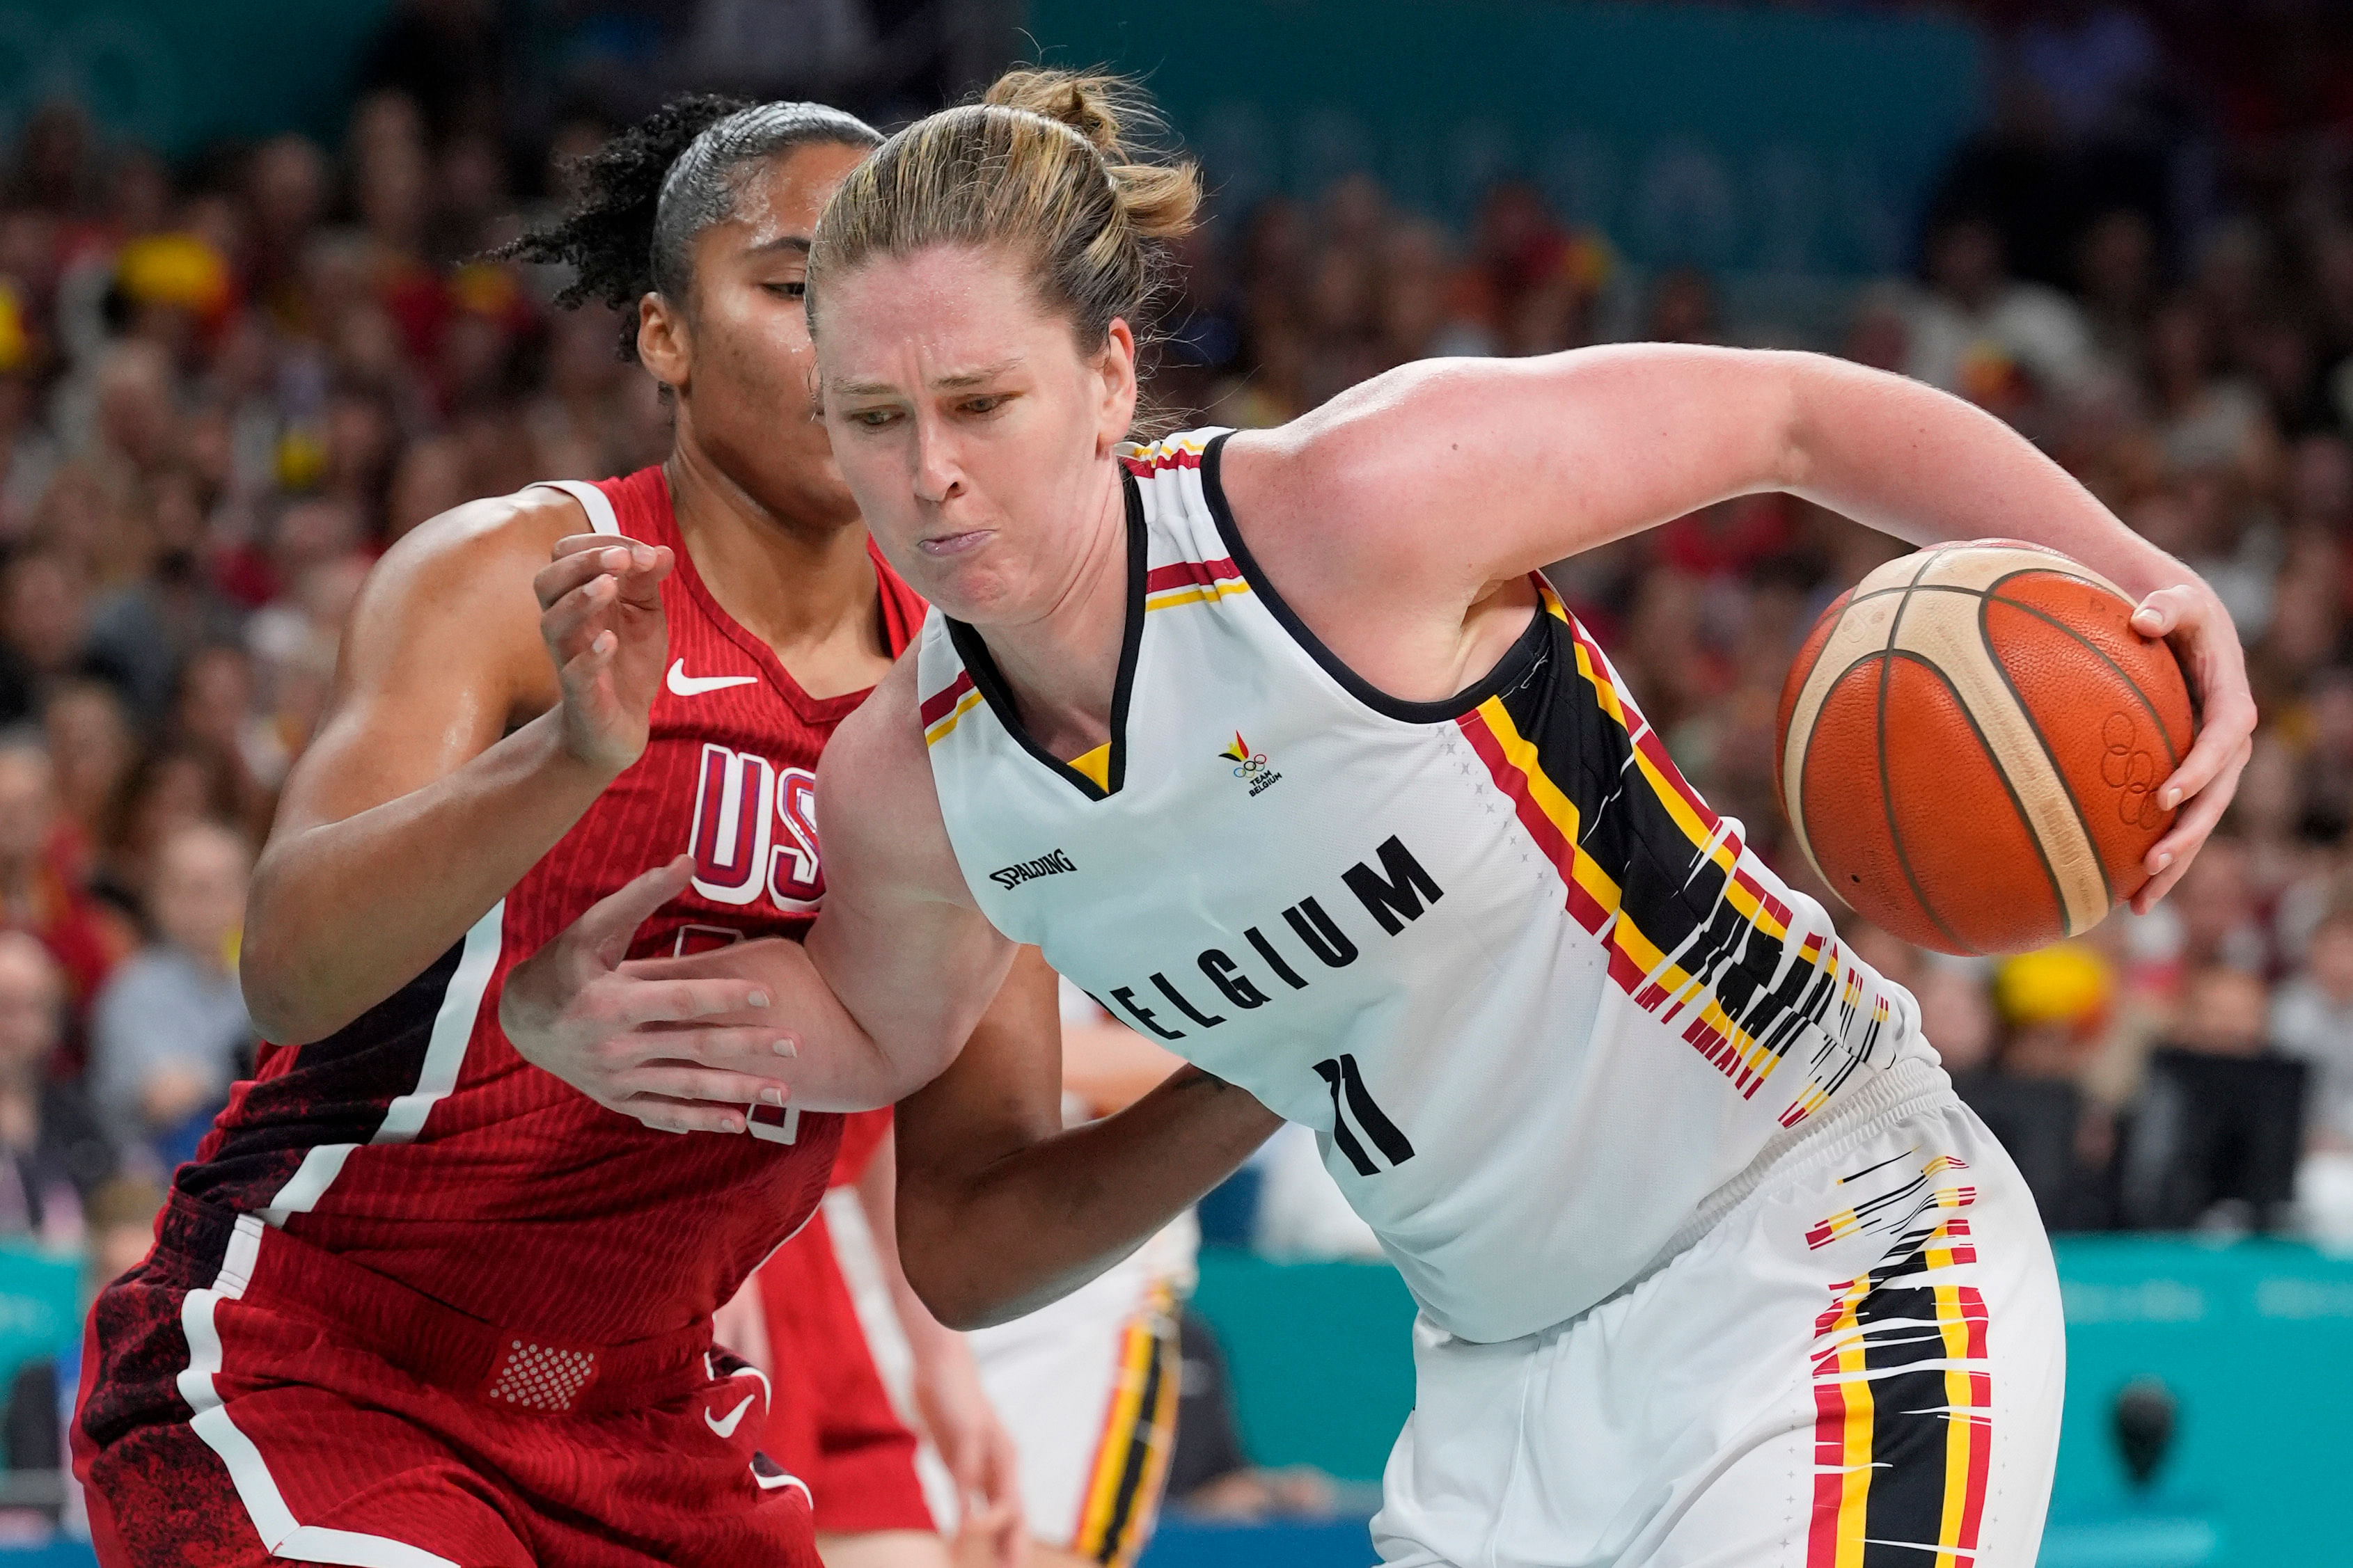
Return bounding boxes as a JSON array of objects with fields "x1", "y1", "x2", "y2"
[{"x1": 910, "y1": 545, "x2": 1024, "y2": 623}]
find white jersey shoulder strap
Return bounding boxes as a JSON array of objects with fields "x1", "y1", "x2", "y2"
[{"x1": 529, "y1": 479, "x2": 625, "y2": 538}]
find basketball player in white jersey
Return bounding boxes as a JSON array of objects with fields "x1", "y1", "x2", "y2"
[{"x1": 503, "y1": 70, "x2": 2256, "y2": 1567}]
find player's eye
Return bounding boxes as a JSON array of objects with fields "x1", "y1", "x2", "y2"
[
  {"x1": 961, "y1": 394, "x2": 1010, "y2": 416},
  {"x1": 761, "y1": 281, "x2": 808, "y2": 300},
  {"x1": 851, "y1": 408, "x2": 900, "y2": 429}
]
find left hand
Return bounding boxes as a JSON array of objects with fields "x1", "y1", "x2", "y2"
[
  {"x1": 2128, "y1": 583, "x2": 2258, "y2": 913},
  {"x1": 498, "y1": 856, "x2": 797, "y2": 1133},
  {"x1": 913, "y1": 1337, "x2": 1025, "y2": 1568}
]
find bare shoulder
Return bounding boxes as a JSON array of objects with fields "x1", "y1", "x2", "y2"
[
  {"x1": 367, "y1": 486, "x2": 586, "y2": 607},
  {"x1": 817, "y1": 655, "x2": 977, "y2": 910},
  {"x1": 1220, "y1": 358, "x2": 1523, "y2": 553},
  {"x1": 333, "y1": 486, "x2": 591, "y2": 718}
]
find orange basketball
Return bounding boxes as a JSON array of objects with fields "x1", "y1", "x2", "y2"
[{"x1": 1774, "y1": 540, "x2": 2196, "y2": 956}]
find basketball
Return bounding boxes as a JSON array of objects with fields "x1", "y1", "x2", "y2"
[{"x1": 1775, "y1": 541, "x2": 2196, "y2": 956}]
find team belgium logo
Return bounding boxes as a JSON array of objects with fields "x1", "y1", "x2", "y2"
[{"x1": 1219, "y1": 731, "x2": 1284, "y2": 797}]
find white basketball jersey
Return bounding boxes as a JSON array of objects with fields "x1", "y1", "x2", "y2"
[{"x1": 915, "y1": 429, "x2": 1933, "y2": 1343}]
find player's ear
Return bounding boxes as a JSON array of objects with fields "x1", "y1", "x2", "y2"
[
  {"x1": 1092, "y1": 317, "x2": 1139, "y2": 455},
  {"x1": 638, "y1": 291, "x2": 691, "y2": 392}
]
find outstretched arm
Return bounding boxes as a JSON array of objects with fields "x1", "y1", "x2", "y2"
[
  {"x1": 1232, "y1": 346, "x2": 2256, "y2": 907},
  {"x1": 895, "y1": 948, "x2": 1281, "y2": 1329}
]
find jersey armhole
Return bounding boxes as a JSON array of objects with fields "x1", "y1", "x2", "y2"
[
  {"x1": 530, "y1": 479, "x2": 625, "y2": 539},
  {"x1": 1197, "y1": 431, "x2": 1550, "y2": 724}
]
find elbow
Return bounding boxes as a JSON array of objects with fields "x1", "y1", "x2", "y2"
[
  {"x1": 237, "y1": 904, "x2": 336, "y2": 1046},
  {"x1": 239, "y1": 940, "x2": 315, "y2": 1046},
  {"x1": 898, "y1": 1244, "x2": 993, "y2": 1332},
  {"x1": 902, "y1": 1242, "x2": 1053, "y2": 1331},
  {"x1": 914, "y1": 1282, "x2": 998, "y2": 1335},
  {"x1": 894, "y1": 1192, "x2": 1023, "y2": 1331}
]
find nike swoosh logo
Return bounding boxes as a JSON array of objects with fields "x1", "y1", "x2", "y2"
[
  {"x1": 668, "y1": 660, "x2": 760, "y2": 697},
  {"x1": 705, "y1": 1392, "x2": 757, "y2": 1439}
]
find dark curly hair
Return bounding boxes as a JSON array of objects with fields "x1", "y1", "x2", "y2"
[{"x1": 501, "y1": 96, "x2": 881, "y2": 360}]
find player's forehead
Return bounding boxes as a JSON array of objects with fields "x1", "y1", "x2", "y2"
[
  {"x1": 818, "y1": 247, "x2": 1057, "y2": 394},
  {"x1": 712, "y1": 143, "x2": 865, "y2": 255}
]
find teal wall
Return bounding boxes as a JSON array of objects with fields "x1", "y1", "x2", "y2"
[
  {"x1": 1192, "y1": 1238, "x2": 2353, "y2": 1567},
  {"x1": 0, "y1": 1245, "x2": 80, "y2": 1399},
  {"x1": 0, "y1": 1, "x2": 393, "y2": 154},
  {"x1": 1025, "y1": 0, "x2": 1985, "y2": 275}
]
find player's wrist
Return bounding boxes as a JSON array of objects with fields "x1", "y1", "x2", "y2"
[
  {"x1": 535, "y1": 704, "x2": 640, "y2": 786},
  {"x1": 2095, "y1": 537, "x2": 2210, "y2": 610}
]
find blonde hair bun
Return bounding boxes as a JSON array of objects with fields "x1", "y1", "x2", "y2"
[
  {"x1": 808, "y1": 65, "x2": 1199, "y2": 352},
  {"x1": 982, "y1": 69, "x2": 1202, "y2": 241}
]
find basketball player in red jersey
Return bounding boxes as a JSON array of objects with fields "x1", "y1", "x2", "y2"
[{"x1": 69, "y1": 97, "x2": 1057, "y2": 1567}]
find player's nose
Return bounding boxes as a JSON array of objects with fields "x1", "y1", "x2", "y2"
[{"x1": 909, "y1": 419, "x2": 966, "y2": 505}]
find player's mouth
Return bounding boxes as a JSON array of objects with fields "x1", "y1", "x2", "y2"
[{"x1": 916, "y1": 528, "x2": 994, "y2": 558}]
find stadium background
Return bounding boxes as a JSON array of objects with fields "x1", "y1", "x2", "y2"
[{"x1": 0, "y1": 0, "x2": 2346, "y2": 1562}]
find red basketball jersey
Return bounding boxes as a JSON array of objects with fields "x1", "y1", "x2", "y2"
[{"x1": 178, "y1": 467, "x2": 926, "y2": 1344}]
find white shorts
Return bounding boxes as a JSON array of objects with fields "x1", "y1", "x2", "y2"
[
  {"x1": 1375, "y1": 1061, "x2": 2063, "y2": 1568},
  {"x1": 968, "y1": 1216, "x2": 1196, "y2": 1564}
]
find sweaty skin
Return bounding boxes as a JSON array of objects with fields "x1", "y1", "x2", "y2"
[{"x1": 505, "y1": 248, "x2": 2255, "y2": 1329}]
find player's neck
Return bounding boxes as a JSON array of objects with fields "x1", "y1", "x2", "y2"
[
  {"x1": 974, "y1": 464, "x2": 1131, "y2": 761},
  {"x1": 662, "y1": 445, "x2": 890, "y2": 693}
]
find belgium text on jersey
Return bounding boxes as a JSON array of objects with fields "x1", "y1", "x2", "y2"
[
  {"x1": 990, "y1": 848, "x2": 1078, "y2": 891},
  {"x1": 1082, "y1": 834, "x2": 1441, "y2": 1055}
]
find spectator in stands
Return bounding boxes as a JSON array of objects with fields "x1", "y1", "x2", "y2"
[
  {"x1": 1902, "y1": 213, "x2": 2099, "y2": 414},
  {"x1": 1974, "y1": 944, "x2": 2120, "y2": 1230},
  {"x1": 88, "y1": 821, "x2": 253, "y2": 1165},
  {"x1": 1915, "y1": 960, "x2": 1998, "y2": 1080},
  {"x1": 0, "y1": 736, "x2": 128, "y2": 1024},
  {"x1": 38, "y1": 682, "x2": 131, "y2": 876},
  {"x1": 2273, "y1": 907, "x2": 2353, "y2": 1152},
  {"x1": 0, "y1": 933, "x2": 117, "y2": 1244},
  {"x1": 0, "y1": 551, "x2": 89, "y2": 727},
  {"x1": 2166, "y1": 965, "x2": 2273, "y2": 1057},
  {"x1": 1164, "y1": 1308, "x2": 1338, "y2": 1526}
]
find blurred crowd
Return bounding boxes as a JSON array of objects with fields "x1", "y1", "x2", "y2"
[{"x1": 0, "y1": 0, "x2": 2347, "y2": 1407}]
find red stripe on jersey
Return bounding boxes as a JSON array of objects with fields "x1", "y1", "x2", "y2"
[
  {"x1": 1454, "y1": 707, "x2": 1613, "y2": 934},
  {"x1": 1118, "y1": 446, "x2": 1203, "y2": 477},
  {"x1": 920, "y1": 670, "x2": 975, "y2": 727},
  {"x1": 867, "y1": 540, "x2": 927, "y2": 652},
  {"x1": 1143, "y1": 558, "x2": 1242, "y2": 594}
]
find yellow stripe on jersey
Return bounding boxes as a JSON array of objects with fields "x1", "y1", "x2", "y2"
[
  {"x1": 1468, "y1": 695, "x2": 1626, "y2": 924},
  {"x1": 923, "y1": 688, "x2": 985, "y2": 747},
  {"x1": 1070, "y1": 743, "x2": 1112, "y2": 791},
  {"x1": 1561, "y1": 612, "x2": 1727, "y2": 866},
  {"x1": 1823, "y1": 1287, "x2": 1875, "y2": 1568},
  {"x1": 1144, "y1": 578, "x2": 1254, "y2": 612},
  {"x1": 1073, "y1": 1304, "x2": 1170, "y2": 1562}
]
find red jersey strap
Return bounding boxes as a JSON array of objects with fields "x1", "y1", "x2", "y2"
[
  {"x1": 533, "y1": 479, "x2": 627, "y2": 538},
  {"x1": 541, "y1": 468, "x2": 926, "y2": 658},
  {"x1": 868, "y1": 541, "x2": 927, "y2": 658}
]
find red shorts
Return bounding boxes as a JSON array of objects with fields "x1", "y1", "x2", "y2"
[
  {"x1": 75, "y1": 1194, "x2": 819, "y2": 1567},
  {"x1": 755, "y1": 1201, "x2": 935, "y2": 1536}
]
